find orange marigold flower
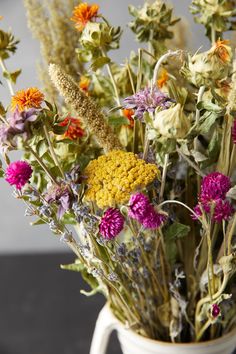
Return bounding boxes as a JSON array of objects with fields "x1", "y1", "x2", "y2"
[
  {"x1": 60, "y1": 117, "x2": 84, "y2": 140},
  {"x1": 157, "y1": 69, "x2": 169, "y2": 88},
  {"x1": 123, "y1": 109, "x2": 134, "y2": 128},
  {"x1": 211, "y1": 39, "x2": 231, "y2": 63},
  {"x1": 71, "y1": 2, "x2": 99, "y2": 32},
  {"x1": 79, "y1": 76, "x2": 90, "y2": 92},
  {"x1": 11, "y1": 87, "x2": 44, "y2": 111}
]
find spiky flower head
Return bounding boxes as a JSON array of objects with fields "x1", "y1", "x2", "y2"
[
  {"x1": 123, "y1": 87, "x2": 173, "y2": 121},
  {"x1": 99, "y1": 208, "x2": 124, "y2": 240},
  {"x1": 84, "y1": 150, "x2": 159, "y2": 209},
  {"x1": 59, "y1": 116, "x2": 84, "y2": 140},
  {"x1": 129, "y1": 0, "x2": 179, "y2": 44},
  {"x1": 128, "y1": 192, "x2": 166, "y2": 229},
  {"x1": 11, "y1": 88, "x2": 44, "y2": 111},
  {"x1": 71, "y1": 2, "x2": 99, "y2": 32},
  {"x1": 181, "y1": 40, "x2": 232, "y2": 87},
  {"x1": 5, "y1": 160, "x2": 32, "y2": 190}
]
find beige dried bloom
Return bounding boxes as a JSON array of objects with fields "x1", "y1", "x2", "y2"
[
  {"x1": 49, "y1": 64, "x2": 123, "y2": 152},
  {"x1": 24, "y1": 0, "x2": 81, "y2": 104}
]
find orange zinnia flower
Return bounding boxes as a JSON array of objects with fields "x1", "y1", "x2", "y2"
[
  {"x1": 60, "y1": 117, "x2": 84, "y2": 140},
  {"x1": 157, "y1": 69, "x2": 169, "y2": 89},
  {"x1": 79, "y1": 76, "x2": 90, "y2": 92},
  {"x1": 11, "y1": 87, "x2": 44, "y2": 111},
  {"x1": 211, "y1": 39, "x2": 231, "y2": 63},
  {"x1": 71, "y1": 3, "x2": 99, "y2": 32},
  {"x1": 123, "y1": 109, "x2": 134, "y2": 128}
]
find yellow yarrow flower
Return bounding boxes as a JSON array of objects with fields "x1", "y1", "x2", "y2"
[{"x1": 84, "y1": 150, "x2": 159, "y2": 208}]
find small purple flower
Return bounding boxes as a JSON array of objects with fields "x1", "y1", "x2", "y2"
[
  {"x1": 8, "y1": 107, "x2": 38, "y2": 140},
  {"x1": 232, "y1": 120, "x2": 236, "y2": 144},
  {"x1": 123, "y1": 87, "x2": 173, "y2": 121},
  {"x1": 0, "y1": 124, "x2": 16, "y2": 153},
  {"x1": 5, "y1": 160, "x2": 32, "y2": 190},
  {"x1": 99, "y1": 208, "x2": 124, "y2": 240},
  {"x1": 128, "y1": 193, "x2": 166, "y2": 229},
  {"x1": 212, "y1": 304, "x2": 221, "y2": 318},
  {"x1": 45, "y1": 184, "x2": 73, "y2": 219},
  {"x1": 200, "y1": 172, "x2": 231, "y2": 202}
]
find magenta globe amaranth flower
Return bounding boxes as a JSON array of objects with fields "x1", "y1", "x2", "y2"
[
  {"x1": 128, "y1": 193, "x2": 166, "y2": 229},
  {"x1": 232, "y1": 120, "x2": 236, "y2": 144},
  {"x1": 128, "y1": 193, "x2": 150, "y2": 222},
  {"x1": 200, "y1": 172, "x2": 231, "y2": 202},
  {"x1": 5, "y1": 160, "x2": 32, "y2": 190},
  {"x1": 193, "y1": 172, "x2": 233, "y2": 223},
  {"x1": 99, "y1": 208, "x2": 124, "y2": 240},
  {"x1": 212, "y1": 304, "x2": 221, "y2": 318}
]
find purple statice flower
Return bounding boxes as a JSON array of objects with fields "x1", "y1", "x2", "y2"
[
  {"x1": 5, "y1": 160, "x2": 32, "y2": 190},
  {"x1": 123, "y1": 87, "x2": 173, "y2": 121},
  {"x1": 99, "y1": 208, "x2": 124, "y2": 240},
  {"x1": 232, "y1": 120, "x2": 236, "y2": 144},
  {"x1": 211, "y1": 304, "x2": 221, "y2": 318},
  {"x1": 8, "y1": 107, "x2": 38, "y2": 140},
  {"x1": 200, "y1": 172, "x2": 231, "y2": 202},
  {"x1": 128, "y1": 193, "x2": 166, "y2": 229},
  {"x1": 45, "y1": 184, "x2": 73, "y2": 219}
]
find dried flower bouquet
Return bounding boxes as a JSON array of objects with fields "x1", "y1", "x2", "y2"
[{"x1": 1, "y1": 0, "x2": 236, "y2": 344}]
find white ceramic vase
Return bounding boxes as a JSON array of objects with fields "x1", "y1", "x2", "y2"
[{"x1": 90, "y1": 305, "x2": 236, "y2": 354}]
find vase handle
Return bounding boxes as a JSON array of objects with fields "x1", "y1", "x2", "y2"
[{"x1": 90, "y1": 305, "x2": 118, "y2": 354}]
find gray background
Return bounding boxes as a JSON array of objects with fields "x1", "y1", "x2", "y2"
[{"x1": 0, "y1": 0, "x2": 207, "y2": 253}]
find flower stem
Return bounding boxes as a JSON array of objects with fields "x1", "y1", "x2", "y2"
[
  {"x1": 26, "y1": 144, "x2": 59, "y2": 185},
  {"x1": 176, "y1": 146, "x2": 205, "y2": 177},
  {"x1": 152, "y1": 50, "x2": 181, "y2": 90},
  {"x1": 159, "y1": 153, "x2": 169, "y2": 201},
  {"x1": 43, "y1": 125, "x2": 64, "y2": 178},
  {"x1": 0, "y1": 58, "x2": 14, "y2": 96}
]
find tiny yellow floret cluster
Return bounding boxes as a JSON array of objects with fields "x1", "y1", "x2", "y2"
[{"x1": 84, "y1": 150, "x2": 159, "y2": 208}]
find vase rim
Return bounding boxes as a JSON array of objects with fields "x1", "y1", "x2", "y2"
[{"x1": 107, "y1": 304, "x2": 236, "y2": 347}]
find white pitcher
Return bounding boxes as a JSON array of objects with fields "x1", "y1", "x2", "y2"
[{"x1": 90, "y1": 305, "x2": 236, "y2": 354}]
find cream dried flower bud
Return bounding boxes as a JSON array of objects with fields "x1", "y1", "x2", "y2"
[
  {"x1": 153, "y1": 103, "x2": 190, "y2": 139},
  {"x1": 182, "y1": 40, "x2": 232, "y2": 87},
  {"x1": 80, "y1": 22, "x2": 112, "y2": 49}
]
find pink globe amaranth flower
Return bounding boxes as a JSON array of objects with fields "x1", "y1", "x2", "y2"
[
  {"x1": 200, "y1": 172, "x2": 231, "y2": 202},
  {"x1": 213, "y1": 199, "x2": 234, "y2": 223},
  {"x1": 193, "y1": 199, "x2": 233, "y2": 223},
  {"x1": 99, "y1": 208, "x2": 124, "y2": 240},
  {"x1": 232, "y1": 120, "x2": 236, "y2": 144},
  {"x1": 128, "y1": 193, "x2": 166, "y2": 229},
  {"x1": 128, "y1": 193, "x2": 150, "y2": 222},
  {"x1": 212, "y1": 304, "x2": 220, "y2": 318},
  {"x1": 142, "y1": 207, "x2": 166, "y2": 229},
  {"x1": 5, "y1": 160, "x2": 32, "y2": 190}
]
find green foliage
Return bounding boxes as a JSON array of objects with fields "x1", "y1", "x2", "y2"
[
  {"x1": 190, "y1": 0, "x2": 236, "y2": 38},
  {"x1": 129, "y1": 1, "x2": 179, "y2": 44},
  {"x1": 0, "y1": 29, "x2": 19, "y2": 59}
]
